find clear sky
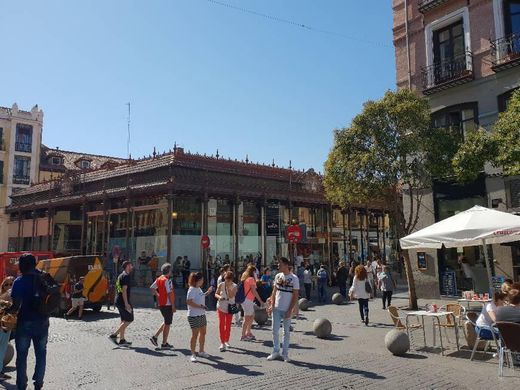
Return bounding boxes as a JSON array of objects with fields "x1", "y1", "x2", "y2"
[{"x1": 1, "y1": 0, "x2": 395, "y2": 172}]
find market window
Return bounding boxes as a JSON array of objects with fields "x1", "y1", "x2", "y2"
[
  {"x1": 432, "y1": 20, "x2": 466, "y2": 83},
  {"x1": 15, "y1": 124, "x2": 33, "y2": 153},
  {"x1": 79, "y1": 160, "x2": 91, "y2": 169},
  {"x1": 50, "y1": 156, "x2": 63, "y2": 165},
  {"x1": 505, "y1": 0, "x2": 520, "y2": 36},
  {"x1": 13, "y1": 156, "x2": 31, "y2": 184},
  {"x1": 431, "y1": 102, "x2": 478, "y2": 139},
  {"x1": 0, "y1": 160, "x2": 3, "y2": 184}
]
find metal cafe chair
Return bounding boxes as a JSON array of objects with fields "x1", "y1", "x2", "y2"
[
  {"x1": 387, "y1": 305, "x2": 424, "y2": 347},
  {"x1": 463, "y1": 316, "x2": 500, "y2": 361},
  {"x1": 495, "y1": 322, "x2": 520, "y2": 377},
  {"x1": 434, "y1": 304, "x2": 465, "y2": 344}
]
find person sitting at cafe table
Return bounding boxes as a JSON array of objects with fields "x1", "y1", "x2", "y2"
[
  {"x1": 496, "y1": 284, "x2": 520, "y2": 323},
  {"x1": 475, "y1": 291, "x2": 507, "y2": 337}
]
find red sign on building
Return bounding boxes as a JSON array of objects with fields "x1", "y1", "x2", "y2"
[
  {"x1": 287, "y1": 225, "x2": 302, "y2": 244},
  {"x1": 201, "y1": 235, "x2": 211, "y2": 249}
]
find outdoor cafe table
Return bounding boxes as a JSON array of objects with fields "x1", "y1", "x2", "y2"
[{"x1": 405, "y1": 310, "x2": 460, "y2": 356}]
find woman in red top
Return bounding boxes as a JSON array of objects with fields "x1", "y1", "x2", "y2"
[{"x1": 240, "y1": 265, "x2": 264, "y2": 341}]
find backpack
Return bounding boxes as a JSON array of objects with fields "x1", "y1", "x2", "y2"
[
  {"x1": 235, "y1": 281, "x2": 252, "y2": 304},
  {"x1": 32, "y1": 271, "x2": 61, "y2": 316},
  {"x1": 317, "y1": 269, "x2": 327, "y2": 281}
]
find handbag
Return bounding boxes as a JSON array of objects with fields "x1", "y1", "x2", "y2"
[
  {"x1": 364, "y1": 280, "x2": 372, "y2": 294},
  {"x1": 224, "y1": 284, "x2": 240, "y2": 314}
]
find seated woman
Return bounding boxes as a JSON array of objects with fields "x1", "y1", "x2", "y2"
[
  {"x1": 475, "y1": 291, "x2": 507, "y2": 338},
  {"x1": 496, "y1": 284, "x2": 520, "y2": 323}
]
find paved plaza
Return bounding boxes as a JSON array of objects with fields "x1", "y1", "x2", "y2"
[{"x1": 3, "y1": 292, "x2": 519, "y2": 390}]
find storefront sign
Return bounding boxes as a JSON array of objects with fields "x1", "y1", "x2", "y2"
[
  {"x1": 201, "y1": 235, "x2": 211, "y2": 249},
  {"x1": 287, "y1": 225, "x2": 302, "y2": 243},
  {"x1": 440, "y1": 271, "x2": 457, "y2": 296}
]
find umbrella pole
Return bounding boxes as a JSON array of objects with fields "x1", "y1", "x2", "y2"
[{"x1": 481, "y1": 239, "x2": 494, "y2": 297}]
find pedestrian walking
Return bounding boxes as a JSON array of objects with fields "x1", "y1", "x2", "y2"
[
  {"x1": 303, "y1": 265, "x2": 312, "y2": 301},
  {"x1": 316, "y1": 264, "x2": 328, "y2": 303},
  {"x1": 65, "y1": 276, "x2": 85, "y2": 320},
  {"x1": 377, "y1": 266, "x2": 396, "y2": 309},
  {"x1": 150, "y1": 263, "x2": 176, "y2": 350},
  {"x1": 349, "y1": 265, "x2": 372, "y2": 326},
  {"x1": 335, "y1": 261, "x2": 349, "y2": 299},
  {"x1": 9, "y1": 254, "x2": 51, "y2": 390},
  {"x1": 186, "y1": 272, "x2": 213, "y2": 362},
  {"x1": 109, "y1": 261, "x2": 135, "y2": 346},
  {"x1": 240, "y1": 265, "x2": 265, "y2": 341},
  {"x1": 0, "y1": 276, "x2": 14, "y2": 381},
  {"x1": 266, "y1": 257, "x2": 299, "y2": 362},
  {"x1": 214, "y1": 271, "x2": 237, "y2": 351},
  {"x1": 182, "y1": 256, "x2": 191, "y2": 288}
]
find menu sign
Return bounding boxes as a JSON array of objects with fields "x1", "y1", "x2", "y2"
[
  {"x1": 417, "y1": 252, "x2": 427, "y2": 270},
  {"x1": 266, "y1": 205, "x2": 280, "y2": 236},
  {"x1": 441, "y1": 271, "x2": 458, "y2": 296}
]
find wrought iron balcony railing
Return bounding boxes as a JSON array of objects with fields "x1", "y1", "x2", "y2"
[
  {"x1": 15, "y1": 141, "x2": 32, "y2": 153},
  {"x1": 421, "y1": 51, "x2": 474, "y2": 95},
  {"x1": 490, "y1": 33, "x2": 520, "y2": 71},
  {"x1": 13, "y1": 175, "x2": 30, "y2": 185},
  {"x1": 418, "y1": 0, "x2": 449, "y2": 13}
]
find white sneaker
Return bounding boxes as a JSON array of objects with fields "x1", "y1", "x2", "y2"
[
  {"x1": 219, "y1": 344, "x2": 226, "y2": 352},
  {"x1": 199, "y1": 351, "x2": 210, "y2": 358},
  {"x1": 190, "y1": 355, "x2": 198, "y2": 363},
  {"x1": 224, "y1": 342, "x2": 231, "y2": 348},
  {"x1": 283, "y1": 355, "x2": 291, "y2": 362},
  {"x1": 267, "y1": 352, "x2": 281, "y2": 361}
]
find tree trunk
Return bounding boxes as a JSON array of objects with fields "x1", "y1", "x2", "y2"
[{"x1": 402, "y1": 249, "x2": 418, "y2": 310}]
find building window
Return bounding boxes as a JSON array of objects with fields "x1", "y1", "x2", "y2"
[
  {"x1": 432, "y1": 21, "x2": 466, "y2": 83},
  {"x1": 0, "y1": 160, "x2": 3, "y2": 184},
  {"x1": 498, "y1": 87, "x2": 519, "y2": 112},
  {"x1": 13, "y1": 156, "x2": 31, "y2": 185},
  {"x1": 15, "y1": 124, "x2": 33, "y2": 153},
  {"x1": 0, "y1": 128, "x2": 3, "y2": 151},
  {"x1": 50, "y1": 156, "x2": 63, "y2": 165},
  {"x1": 431, "y1": 103, "x2": 478, "y2": 139},
  {"x1": 79, "y1": 160, "x2": 91, "y2": 169},
  {"x1": 505, "y1": 0, "x2": 520, "y2": 36}
]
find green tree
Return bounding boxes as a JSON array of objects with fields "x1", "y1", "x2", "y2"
[
  {"x1": 453, "y1": 89, "x2": 520, "y2": 181},
  {"x1": 324, "y1": 89, "x2": 459, "y2": 309}
]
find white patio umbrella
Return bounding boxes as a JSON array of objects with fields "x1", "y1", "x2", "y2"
[{"x1": 400, "y1": 205, "x2": 520, "y2": 294}]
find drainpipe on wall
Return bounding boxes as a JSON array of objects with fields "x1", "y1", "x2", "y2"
[{"x1": 405, "y1": 0, "x2": 412, "y2": 89}]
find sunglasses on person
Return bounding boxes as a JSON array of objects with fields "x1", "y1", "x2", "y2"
[{"x1": 3, "y1": 283, "x2": 12, "y2": 287}]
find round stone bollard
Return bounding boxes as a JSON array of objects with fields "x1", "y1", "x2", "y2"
[
  {"x1": 254, "y1": 307, "x2": 268, "y2": 326},
  {"x1": 331, "y1": 293, "x2": 344, "y2": 305},
  {"x1": 298, "y1": 298, "x2": 310, "y2": 311},
  {"x1": 313, "y1": 318, "x2": 332, "y2": 339},
  {"x1": 3, "y1": 343, "x2": 14, "y2": 366},
  {"x1": 384, "y1": 329, "x2": 410, "y2": 356}
]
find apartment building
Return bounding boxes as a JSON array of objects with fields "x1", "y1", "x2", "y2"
[
  {"x1": 0, "y1": 103, "x2": 44, "y2": 251},
  {"x1": 393, "y1": 0, "x2": 520, "y2": 297}
]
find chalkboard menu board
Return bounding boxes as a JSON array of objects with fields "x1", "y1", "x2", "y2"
[
  {"x1": 492, "y1": 276, "x2": 505, "y2": 292},
  {"x1": 441, "y1": 271, "x2": 458, "y2": 296}
]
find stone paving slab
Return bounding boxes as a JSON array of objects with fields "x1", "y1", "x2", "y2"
[{"x1": 3, "y1": 294, "x2": 519, "y2": 389}]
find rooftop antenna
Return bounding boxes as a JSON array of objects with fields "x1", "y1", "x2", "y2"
[{"x1": 126, "y1": 102, "x2": 131, "y2": 159}]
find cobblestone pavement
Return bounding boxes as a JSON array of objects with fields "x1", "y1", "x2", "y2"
[{"x1": 3, "y1": 293, "x2": 519, "y2": 389}]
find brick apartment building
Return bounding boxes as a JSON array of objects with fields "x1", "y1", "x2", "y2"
[{"x1": 393, "y1": 0, "x2": 520, "y2": 297}]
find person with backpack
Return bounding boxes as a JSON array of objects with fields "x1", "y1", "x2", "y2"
[
  {"x1": 109, "y1": 261, "x2": 135, "y2": 346},
  {"x1": 349, "y1": 265, "x2": 372, "y2": 326},
  {"x1": 65, "y1": 276, "x2": 85, "y2": 320},
  {"x1": 149, "y1": 263, "x2": 176, "y2": 350},
  {"x1": 238, "y1": 265, "x2": 265, "y2": 341},
  {"x1": 316, "y1": 264, "x2": 328, "y2": 303},
  {"x1": 9, "y1": 253, "x2": 56, "y2": 390},
  {"x1": 377, "y1": 266, "x2": 396, "y2": 310}
]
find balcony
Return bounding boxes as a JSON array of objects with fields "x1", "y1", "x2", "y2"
[
  {"x1": 421, "y1": 51, "x2": 474, "y2": 95},
  {"x1": 418, "y1": 0, "x2": 449, "y2": 13},
  {"x1": 13, "y1": 175, "x2": 30, "y2": 185},
  {"x1": 15, "y1": 142, "x2": 32, "y2": 153},
  {"x1": 490, "y1": 33, "x2": 520, "y2": 72}
]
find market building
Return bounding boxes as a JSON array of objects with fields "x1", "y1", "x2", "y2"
[
  {"x1": 393, "y1": 0, "x2": 520, "y2": 297},
  {"x1": 6, "y1": 146, "x2": 390, "y2": 286}
]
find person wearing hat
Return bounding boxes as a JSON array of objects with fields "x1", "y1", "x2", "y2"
[
  {"x1": 109, "y1": 261, "x2": 134, "y2": 346},
  {"x1": 149, "y1": 263, "x2": 176, "y2": 350}
]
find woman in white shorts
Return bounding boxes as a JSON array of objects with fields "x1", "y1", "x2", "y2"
[{"x1": 240, "y1": 265, "x2": 265, "y2": 341}]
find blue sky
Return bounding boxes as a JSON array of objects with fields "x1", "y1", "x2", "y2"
[{"x1": 1, "y1": 0, "x2": 395, "y2": 172}]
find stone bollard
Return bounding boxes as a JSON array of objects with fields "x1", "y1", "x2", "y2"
[
  {"x1": 298, "y1": 298, "x2": 310, "y2": 311},
  {"x1": 384, "y1": 330, "x2": 410, "y2": 356},
  {"x1": 331, "y1": 293, "x2": 344, "y2": 305},
  {"x1": 313, "y1": 318, "x2": 332, "y2": 338},
  {"x1": 3, "y1": 342, "x2": 14, "y2": 366}
]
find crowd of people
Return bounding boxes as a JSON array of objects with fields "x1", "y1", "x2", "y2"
[{"x1": 0, "y1": 252, "x2": 518, "y2": 389}]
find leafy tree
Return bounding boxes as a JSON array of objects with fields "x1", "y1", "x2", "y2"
[
  {"x1": 324, "y1": 89, "x2": 460, "y2": 309},
  {"x1": 453, "y1": 89, "x2": 520, "y2": 181}
]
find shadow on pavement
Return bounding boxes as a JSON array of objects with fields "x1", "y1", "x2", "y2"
[
  {"x1": 398, "y1": 353, "x2": 428, "y2": 360},
  {"x1": 195, "y1": 354, "x2": 264, "y2": 376},
  {"x1": 445, "y1": 350, "x2": 494, "y2": 362},
  {"x1": 226, "y1": 346, "x2": 270, "y2": 359},
  {"x1": 290, "y1": 360, "x2": 386, "y2": 380},
  {"x1": 77, "y1": 311, "x2": 121, "y2": 322},
  {"x1": 302, "y1": 331, "x2": 347, "y2": 340},
  {"x1": 261, "y1": 341, "x2": 315, "y2": 350},
  {"x1": 130, "y1": 346, "x2": 177, "y2": 357}
]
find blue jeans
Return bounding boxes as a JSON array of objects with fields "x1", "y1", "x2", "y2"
[
  {"x1": 272, "y1": 309, "x2": 291, "y2": 357},
  {"x1": 0, "y1": 330, "x2": 11, "y2": 372},
  {"x1": 475, "y1": 325, "x2": 499, "y2": 340},
  {"x1": 15, "y1": 319, "x2": 49, "y2": 390},
  {"x1": 339, "y1": 284, "x2": 347, "y2": 298},
  {"x1": 318, "y1": 281, "x2": 327, "y2": 302}
]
